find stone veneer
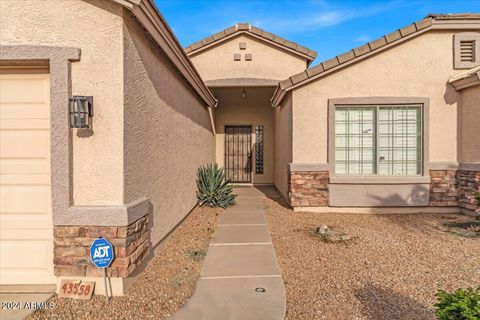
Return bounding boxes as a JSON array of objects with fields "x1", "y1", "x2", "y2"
[
  {"x1": 457, "y1": 170, "x2": 480, "y2": 211},
  {"x1": 54, "y1": 216, "x2": 149, "y2": 278},
  {"x1": 289, "y1": 171, "x2": 329, "y2": 207},
  {"x1": 429, "y1": 170, "x2": 458, "y2": 206}
]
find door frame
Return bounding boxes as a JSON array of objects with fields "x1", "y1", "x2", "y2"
[{"x1": 224, "y1": 125, "x2": 253, "y2": 183}]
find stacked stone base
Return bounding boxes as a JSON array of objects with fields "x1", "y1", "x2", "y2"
[
  {"x1": 54, "y1": 215, "x2": 149, "y2": 278},
  {"x1": 287, "y1": 169, "x2": 479, "y2": 212},
  {"x1": 289, "y1": 171, "x2": 328, "y2": 207},
  {"x1": 429, "y1": 170, "x2": 458, "y2": 206},
  {"x1": 457, "y1": 170, "x2": 480, "y2": 211}
]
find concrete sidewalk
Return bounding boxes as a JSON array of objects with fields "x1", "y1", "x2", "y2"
[{"x1": 172, "y1": 186, "x2": 286, "y2": 320}]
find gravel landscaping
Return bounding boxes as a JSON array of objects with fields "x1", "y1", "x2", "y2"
[
  {"x1": 264, "y1": 198, "x2": 480, "y2": 320},
  {"x1": 28, "y1": 205, "x2": 221, "y2": 320}
]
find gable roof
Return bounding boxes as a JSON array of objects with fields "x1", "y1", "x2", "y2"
[
  {"x1": 271, "y1": 13, "x2": 480, "y2": 106},
  {"x1": 184, "y1": 23, "x2": 317, "y2": 64},
  {"x1": 111, "y1": 0, "x2": 217, "y2": 108}
]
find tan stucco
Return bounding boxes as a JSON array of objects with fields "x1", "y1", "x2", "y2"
[
  {"x1": 189, "y1": 34, "x2": 307, "y2": 82},
  {"x1": 0, "y1": 0, "x2": 125, "y2": 205},
  {"x1": 459, "y1": 85, "x2": 480, "y2": 163},
  {"x1": 273, "y1": 94, "x2": 292, "y2": 199},
  {"x1": 122, "y1": 13, "x2": 215, "y2": 245},
  {"x1": 292, "y1": 31, "x2": 464, "y2": 165},
  {"x1": 213, "y1": 87, "x2": 274, "y2": 184}
]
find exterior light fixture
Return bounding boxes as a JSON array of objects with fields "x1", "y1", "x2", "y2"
[
  {"x1": 69, "y1": 96, "x2": 93, "y2": 128},
  {"x1": 242, "y1": 88, "x2": 247, "y2": 98}
]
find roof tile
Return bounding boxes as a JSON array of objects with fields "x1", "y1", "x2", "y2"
[
  {"x1": 224, "y1": 26, "x2": 236, "y2": 35},
  {"x1": 337, "y1": 50, "x2": 355, "y2": 63},
  {"x1": 237, "y1": 23, "x2": 250, "y2": 30},
  {"x1": 250, "y1": 26, "x2": 263, "y2": 35},
  {"x1": 185, "y1": 23, "x2": 317, "y2": 60},
  {"x1": 306, "y1": 64, "x2": 324, "y2": 77},
  {"x1": 322, "y1": 57, "x2": 340, "y2": 70},
  {"x1": 212, "y1": 31, "x2": 226, "y2": 40},
  {"x1": 283, "y1": 40, "x2": 297, "y2": 50},
  {"x1": 262, "y1": 31, "x2": 275, "y2": 40},
  {"x1": 201, "y1": 37, "x2": 214, "y2": 45},
  {"x1": 415, "y1": 18, "x2": 433, "y2": 30},
  {"x1": 290, "y1": 71, "x2": 308, "y2": 84},
  {"x1": 353, "y1": 44, "x2": 371, "y2": 56},
  {"x1": 399, "y1": 24, "x2": 417, "y2": 36},
  {"x1": 385, "y1": 30, "x2": 402, "y2": 43},
  {"x1": 368, "y1": 37, "x2": 387, "y2": 50},
  {"x1": 279, "y1": 78, "x2": 293, "y2": 90}
]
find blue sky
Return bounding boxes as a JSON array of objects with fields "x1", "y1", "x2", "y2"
[{"x1": 155, "y1": 0, "x2": 480, "y2": 63}]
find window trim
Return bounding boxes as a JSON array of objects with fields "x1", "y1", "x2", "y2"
[{"x1": 328, "y1": 97, "x2": 430, "y2": 184}]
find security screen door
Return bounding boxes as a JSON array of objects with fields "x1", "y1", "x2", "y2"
[{"x1": 225, "y1": 126, "x2": 252, "y2": 183}]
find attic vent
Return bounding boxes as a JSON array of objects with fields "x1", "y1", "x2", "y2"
[
  {"x1": 454, "y1": 33, "x2": 480, "y2": 69},
  {"x1": 460, "y1": 40, "x2": 475, "y2": 62}
]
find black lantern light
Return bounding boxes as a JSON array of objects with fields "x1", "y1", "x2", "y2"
[{"x1": 69, "y1": 96, "x2": 93, "y2": 128}]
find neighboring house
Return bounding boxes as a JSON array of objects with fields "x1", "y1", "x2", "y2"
[{"x1": 0, "y1": 0, "x2": 478, "y2": 296}]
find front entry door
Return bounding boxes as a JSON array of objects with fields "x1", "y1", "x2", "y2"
[{"x1": 225, "y1": 126, "x2": 252, "y2": 183}]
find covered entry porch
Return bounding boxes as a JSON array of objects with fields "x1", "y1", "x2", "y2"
[{"x1": 211, "y1": 83, "x2": 276, "y2": 184}]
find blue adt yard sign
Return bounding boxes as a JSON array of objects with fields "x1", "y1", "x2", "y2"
[{"x1": 90, "y1": 238, "x2": 114, "y2": 269}]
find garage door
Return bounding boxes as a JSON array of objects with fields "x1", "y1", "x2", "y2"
[{"x1": 0, "y1": 69, "x2": 55, "y2": 284}]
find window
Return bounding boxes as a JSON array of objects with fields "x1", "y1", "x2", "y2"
[
  {"x1": 335, "y1": 105, "x2": 422, "y2": 176},
  {"x1": 255, "y1": 126, "x2": 264, "y2": 174},
  {"x1": 454, "y1": 33, "x2": 480, "y2": 69}
]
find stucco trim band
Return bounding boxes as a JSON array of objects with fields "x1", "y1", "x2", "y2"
[
  {"x1": 458, "y1": 162, "x2": 480, "y2": 171},
  {"x1": 54, "y1": 197, "x2": 150, "y2": 226},
  {"x1": 429, "y1": 161, "x2": 459, "y2": 170},
  {"x1": 289, "y1": 163, "x2": 329, "y2": 171},
  {"x1": 0, "y1": 44, "x2": 81, "y2": 229}
]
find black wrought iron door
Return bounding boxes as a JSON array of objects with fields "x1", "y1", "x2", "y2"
[{"x1": 225, "y1": 126, "x2": 252, "y2": 183}]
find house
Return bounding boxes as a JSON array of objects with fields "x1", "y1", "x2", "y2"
[
  {"x1": 0, "y1": 0, "x2": 478, "y2": 296},
  {"x1": 0, "y1": 0, "x2": 216, "y2": 295}
]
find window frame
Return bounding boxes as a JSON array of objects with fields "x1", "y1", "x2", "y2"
[{"x1": 328, "y1": 97, "x2": 430, "y2": 184}]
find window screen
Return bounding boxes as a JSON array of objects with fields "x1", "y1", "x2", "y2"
[{"x1": 335, "y1": 105, "x2": 422, "y2": 176}]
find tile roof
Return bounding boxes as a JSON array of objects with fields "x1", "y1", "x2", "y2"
[
  {"x1": 184, "y1": 23, "x2": 317, "y2": 63},
  {"x1": 271, "y1": 13, "x2": 480, "y2": 106}
]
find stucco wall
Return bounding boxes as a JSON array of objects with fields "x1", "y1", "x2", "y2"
[
  {"x1": 459, "y1": 85, "x2": 480, "y2": 163},
  {"x1": 189, "y1": 34, "x2": 307, "y2": 81},
  {"x1": 292, "y1": 31, "x2": 463, "y2": 165},
  {"x1": 273, "y1": 93, "x2": 293, "y2": 199},
  {"x1": 0, "y1": 0, "x2": 124, "y2": 205},
  {"x1": 122, "y1": 12, "x2": 215, "y2": 246},
  {"x1": 213, "y1": 87, "x2": 275, "y2": 184}
]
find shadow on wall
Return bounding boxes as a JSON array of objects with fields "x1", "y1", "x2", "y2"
[
  {"x1": 124, "y1": 12, "x2": 212, "y2": 133},
  {"x1": 368, "y1": 184, "x2": 429, "y2": 207},
  {"x1": 443, "y1": 81, "x2": 459, "y2": 106},
  {"x1": 354, "y1": 283, "x2": 434, "y2": 320}
]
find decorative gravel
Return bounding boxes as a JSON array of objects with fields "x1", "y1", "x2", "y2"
[
  {"x1": 28, "y1": 205, "x2": 221, "y2": 320},
  {"x1": 264, "y1": 198, "x2": 480, "y2": 320}
]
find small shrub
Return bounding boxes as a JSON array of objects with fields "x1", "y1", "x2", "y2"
[
  {"x1": 196, "y1": 163, "x2": 236, "y2": 208},
  {"x1": 434, "y1": 288, "x2": 480, "y2": 320}
]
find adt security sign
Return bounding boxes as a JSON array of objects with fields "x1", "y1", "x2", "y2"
[{"x1": 90, "y1": 237, "x2": 114, "y2": 269}]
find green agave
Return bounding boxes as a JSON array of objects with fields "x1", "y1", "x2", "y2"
[{"x1": 196, "y1": 163, "x2": 236, "y2": 208}]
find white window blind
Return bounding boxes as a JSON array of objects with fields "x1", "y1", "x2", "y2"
[{"x1": 335, "y1": 105, "x2": 422, "y2": 176}]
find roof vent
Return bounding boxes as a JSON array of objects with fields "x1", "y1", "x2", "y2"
[
  {"x1": 460, "y1": 40, "x2": 475, "y2": 62},
  {"x1": 454, "y1": 32, "x2": 480, "y2": 69}
]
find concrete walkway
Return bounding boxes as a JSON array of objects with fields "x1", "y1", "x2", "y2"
[{"x1": 172, "y1": 186, "x2": 286, "y2": 320}]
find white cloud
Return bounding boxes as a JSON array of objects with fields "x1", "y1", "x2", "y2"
[{"x1": 355, "y1": 35, "x2": 371, "y2": 43}]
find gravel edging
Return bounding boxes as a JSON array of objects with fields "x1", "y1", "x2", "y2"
[
  {"x1": 264, "y1": 198, "x2": 480, "y2": 320},
  {"x1": 28, "y1": 205, "x2": 222, "y2": 320}
]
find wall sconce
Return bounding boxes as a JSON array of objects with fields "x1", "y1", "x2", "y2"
[
  {"x1": 69, "y1": 96, "x2": 93, "y2": 128},
  {"x1": 242, "y1": 88, "x2": 247, "y2": 98}
]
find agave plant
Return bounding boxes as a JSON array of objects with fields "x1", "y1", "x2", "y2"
[{"x1": 196, "y1": 163, "x2": 236, "y2": 208}]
